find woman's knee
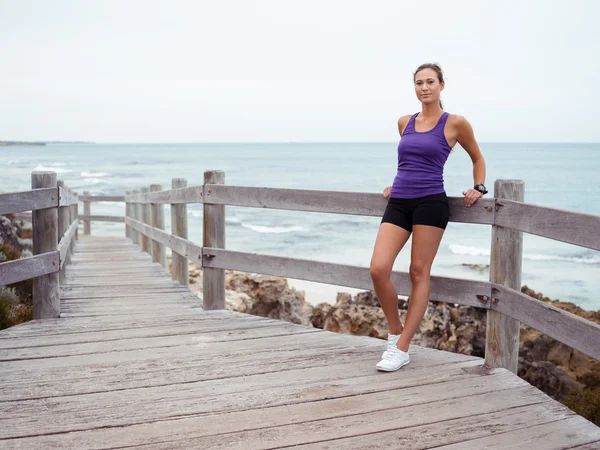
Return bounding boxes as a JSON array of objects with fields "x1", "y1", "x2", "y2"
[
  {"x1": 370, "y1": 261, "x2": 392, "y2": 283},
  {"x1": 409, "y1": 263, "x2": 431, "y2": 284}
]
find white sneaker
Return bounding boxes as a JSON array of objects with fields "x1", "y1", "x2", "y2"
[
  {"x1": 382, "y1": 333, "x2": 401, "y2": 359},
  {"x1": 376, "y1": 346, "x2": 410, "y2": 372}
]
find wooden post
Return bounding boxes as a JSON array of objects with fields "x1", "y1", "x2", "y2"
[
  {"x1": 485, "y1": 179, "x2": 525, "y2": 374},
  {"x1": 132, "y1": 190, "x2": 141, "y2": 246},
  {"x1": 125, "y1": 191, "x2": 132, "y2": 240},
  {"x1": 141, "y1": 187, "x2": 152, "y2": 256},
  {"x1": 32, "y1": 171, "x2": 60, "y2": 319},
  {"x1": 203, "y1": 170, "x2": 225, "y2": 309},
  {"x1": 73, "y1": 196, "x2": 79, "y2": 241},
  {"x1": 171, "y1": 178, "x2": 189, "y2": 285},
  {"x1": 150, "y1": 184, "x2": 167, "y2": 268},
  {"x1": 83, "y1": 190, "x2": 91, "y2": 235},
  {"x1": 57, "y1": 181, "x2": 70, "y2": 283}
]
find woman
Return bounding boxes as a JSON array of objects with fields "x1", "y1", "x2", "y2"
[{"x1": 371, "y1": 63, "x2": 487, "y2": 372}]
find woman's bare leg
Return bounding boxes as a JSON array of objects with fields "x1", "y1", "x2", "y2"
[
  {"x1": 396, "y1": 224, "x2": 445, "y2": 352},
  {"x1": 370, "y1": 223, "x2": 411, "y2": 335}
]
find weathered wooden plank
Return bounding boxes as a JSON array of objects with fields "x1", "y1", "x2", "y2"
[
  {"x1": 78, "y1": 195, "x2": 125, "y2": 202},
  {"x1": 493, "y1": 283, "x2": 600, "y2": 361},
  {"x1": 0, "y1": 187, "x2": 58, "y2": 215},
  {"x1": 57, "y1": 218, "x2": 78, "y2": 269},
  {"x1": 58, "y1": 185, "x2": 78, "y2": 206},
  {"x1": 125, "y1": 218, "x2": 203, "y2": 266},
  {"x1": 0, "y1": 370, "x2": 522, "y2": 440},
  {"x1": 126, "y1": 185, "x2": 203, "y2": 204},
  {"x1": 203, "y1": 171, "x2": 225, "y2": 310},
  {"x1": 0, "y1": 322, "x2": 315, "y2": 361},
  {"x1": 281, "y1": 401, "x2": 573, "y2": 450},
  {"x1": 78, "y1": 214, "x2": 125, "y2": 223},
  {"x1": 204, "y1": 184, "x2": 495, "y2": 224},
  {"x1": 434, "y1": 415, "x2": 600, "y2": 449},
  {"x1": 0, "y1": 251, "x2": 59, "y2": 285},
  {"x1": 82, "y1": 190, "x2": 91, "y2": 234},
  {"x1": 150, "y1": 184, "x2": 167, "y2": 268},
  {"x1": 171, "y1": 178, "x2": 189, "y2": 285},
  {"x1": 32, "y1": 172, "x2": 60, "y2": 319},
  {"x1": 495, "y1": 198, "x2": 600, "y2": 251},
  {"x1": 486, "y1": 180, "x2": 523, "y2": 373},
  {"x1": 203, "y1": 247, "x2": 492, "y2": 308}
]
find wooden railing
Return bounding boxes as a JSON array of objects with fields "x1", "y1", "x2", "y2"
[
  {"x1": 79, "y1": 192, "x2": 125, "y2": 234},
  {"x1": 122, "y1": 170, "x2": 600, "y2": 374},
  {"x1": 3, "y1": 170, "x2": 599, "y2": 375},
  {"x1": 0, "y1": 171, "x2": 79, "y2": 318}
]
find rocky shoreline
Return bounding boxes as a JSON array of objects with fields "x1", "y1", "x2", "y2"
[{"x1": 184, "y1": 262, "x2": 599, "y2": 408}]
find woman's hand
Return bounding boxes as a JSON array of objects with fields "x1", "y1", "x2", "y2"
[
  {"x1": 383, "y1": 186, "x2": 391, "y2": 199},
  {"x1": 462, "y1": 188, "x2": 482, "y2": 207}
]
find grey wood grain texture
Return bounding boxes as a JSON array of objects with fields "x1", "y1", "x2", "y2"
[
  {"x1": 0, "y1": 251, "x2": 59, "y2": 285},
  {"x1": 140, "y1": 187, "x2": 153, "y2": 256},
  {"x1": 433, "y1": 415, "x2": 600, "y2": 449},
  {"x1": 280, "y1": 402, "x2": 579, "y2": 450},
  {"x1": 203, "y1": 171, "x2": 226, "y2": 310},
  {"x1": 132, "y1": 189, "x2": 142, "y2": 245},
  {"x1": 57, "y1": 181, "x2": 68, "y2": 283},
  {"x1": 78, "y1": 195, "x2": 125, "y2": 202},
  {"x1": 31, "y1": 171, "x2": 60, "y2": 319},
  {"x1": 150, "y1": 184, "x2": 167, "y2": 268},
  {"x1": 493, "y1": 284, "x2": 600, "y2": 361},
  {"x1": 126, "y1": 185, "x2": 204, "y2": 204},
  {"x1": 496, "y1": 198, "x2": 600, "y2": 251},
  {"x1": 82, "y1": 190, "x2": 91, "y2": 234},
  {"x1": 125, "y1": 218, "x2": 203, "y2": 266},
  {"x1": 2, "y1": 235, "x2": 597, "y2": 447},
  {"x1": 0, "y1": 187, "x2": 58, "y2": 215},
  {"x1": 203, "y1": 247, "x2": 492, "y2": 308},
  {"x1": 1, "y1": 392, "x2": 568, "y2": 449},
  {"x1": 204, "y1": 184, "x2": 495, "y2": 224},
  {"x1": 57, "y1": 218, "x2": 78, "y2": 269},
  {"x1": 58, "y1": 185, "x2": 78, "y2": 206},
  {"x1": 171, "y1": 178, "x2": 189, "y2": 285},
  {"x1": 486, "y1": 180, "x2": 523, "y2": 373},
  {"x1": 125, "y1": 191, "x2": 132, "y2": 239},
  {"x1": 78, "y1": 214, "x2": 125, "y2": 223}
]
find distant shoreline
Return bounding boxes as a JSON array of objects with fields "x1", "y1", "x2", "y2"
[{"x1": 0, "y1": 141, "x2": 94, "y2": 146}]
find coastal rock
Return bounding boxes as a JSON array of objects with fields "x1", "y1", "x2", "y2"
[{"x1": 224, "y1": 272, "x2": 314, "y2": 326}]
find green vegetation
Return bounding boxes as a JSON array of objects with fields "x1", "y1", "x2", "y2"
[{"x1": 562, "y1": 388, "x2": 600, "y2": 426}]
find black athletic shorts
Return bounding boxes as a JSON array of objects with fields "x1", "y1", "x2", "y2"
[{"x1": 381, "y1": 192, "x2": 450, "y2": 232}]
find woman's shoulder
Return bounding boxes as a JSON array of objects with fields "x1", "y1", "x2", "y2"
[
  {"x1": 446, "y1": 113, "x2": 469, "y2": 127},
  {"x1": 397, "y1": 114, "x2": 414, "y2": 136}
]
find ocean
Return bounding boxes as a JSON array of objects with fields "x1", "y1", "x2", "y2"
[{"x1": 4, "y1": 143, "x2": 600, "y2": 310}]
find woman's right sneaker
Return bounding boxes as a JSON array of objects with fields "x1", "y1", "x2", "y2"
[{"x1": 382, "y1": 333, "x2": 401, "y2": 359}]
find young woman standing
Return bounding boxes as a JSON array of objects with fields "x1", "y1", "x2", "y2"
[{"x1": 371, "y1": 63, "x2": 487, "y2": 372}]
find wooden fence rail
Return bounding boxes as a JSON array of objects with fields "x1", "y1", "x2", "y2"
[
  {"x1": 5, "y1": 170, "x2": 599, "y2": 371},
  {"x1": 120, "y1": 171, "x2": 600, "y2": 372},
  {"x1": 0, "y1": 172, "x2": 79, "y2": 318}
]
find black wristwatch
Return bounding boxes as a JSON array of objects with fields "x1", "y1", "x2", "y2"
[{"x1": 474, "y1": 184, "x2": 488, "y2": 195}]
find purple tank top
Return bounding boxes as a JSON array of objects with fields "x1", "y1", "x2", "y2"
[{"x1": 390, "y1": 112, "x2": 452, "y2": 199}]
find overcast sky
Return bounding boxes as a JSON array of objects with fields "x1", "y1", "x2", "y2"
[{"x1": 1, "y1": 0, "x2": 598, "y2": 143}]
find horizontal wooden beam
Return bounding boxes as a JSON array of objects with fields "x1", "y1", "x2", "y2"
[
  {"x1": 0, "y1": 188, "x2": 58, "y2": 215},
  {"x1": 78, "y1": 195, "x2": 125, "y2": 203},
  {"x1": 492, "y1": 284, "x2": 600, "y2": 360},
  {"x1": 125, "y1": 218, "x2": 203, "y2": 266},
  {"x1": 57, "y1": 219, "x2": 79, "y2": 269},
  {"x1": 202, "y1": 247, "x2": 491, "y2": 308},
  {"x1": 58, "y1": 186, "x2": 78, "y2": 207},
  {"x1": 125, "y1": 186, "x2": 203, "y2": 205},
  {"x1": 78, "y1": 214, "x2": 125, "y2": 223},
  {"x1": 204, "y1": 185, "x2": 494, "y2": 224},
  {"x1": 495, "y1": 199, "x2": 600, "y2": 251},
  {"x1": 0, "y1": 251, "x2": 59, "y2": 286}
]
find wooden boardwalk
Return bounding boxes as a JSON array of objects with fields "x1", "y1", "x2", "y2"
[{"x1": 1, "y1": 236, "x2": 599, "y2": 449}]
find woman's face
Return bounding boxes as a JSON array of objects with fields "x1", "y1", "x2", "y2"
[{"x1": 414, "y1": 68, "x2": 444, "y2": 105}]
